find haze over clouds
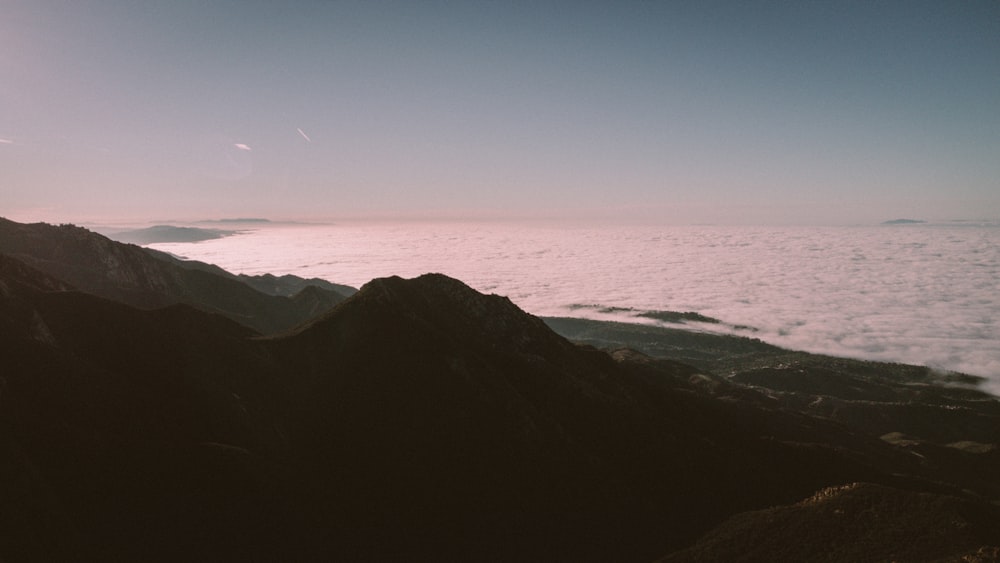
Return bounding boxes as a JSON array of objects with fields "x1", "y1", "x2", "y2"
[{"x1": 2, "y1": 1, "x2": 998, "y2": 225}]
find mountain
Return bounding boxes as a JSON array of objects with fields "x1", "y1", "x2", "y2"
[
  {"x1": 1, "y1": 251, "x2": 998, "y2": 561},
  {"x1": 0, "y1": 217, "x2": 352, "y2": 334},
  {"x1": 0, "y1": 254, "x2": 293, "y2": 562},
  {"x1": 267, "y1": 274, "x2": 998, "y2": 560}
]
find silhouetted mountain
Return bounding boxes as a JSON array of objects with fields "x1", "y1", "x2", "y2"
[
  {"x1": 269, "y1": 275, "x2": 1000, "y2": 560},
  {"x1": 0, "y1": 217, "x2": 352, "y2": 333},
  {"x1": 0, "y1": 255, "x2": 293, "y2": 561},
  {"x1": 1, "y1": 258, "x2": 998, "y2": 561}
]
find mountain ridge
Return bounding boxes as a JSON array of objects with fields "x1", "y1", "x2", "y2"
[
  {"x1": 1, "y1": 218, "x2": 999, "y2": 561},
  {"x1": 0, "y1": 217, "x2": 352, "y2": 334}
]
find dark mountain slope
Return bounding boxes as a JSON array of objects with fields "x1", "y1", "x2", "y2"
[
  {"x1": 269, "y1": 274, "x2": 676, "y2": 560},
  {"x1": 0, "y1": 256, "x2": 294, "y2": 562},
  {"x1": 0, "y1": 217, "x2": 350, "y2": 333},
  {"x1": 2, "y1": 262, "x2": 998, "y2": 562},
  {"x1": 661, "y1": 482, "x2": 1000, "y2": 562},
  {"x1": 266, "y1": 274, "x2": 992, "y2": 561}
]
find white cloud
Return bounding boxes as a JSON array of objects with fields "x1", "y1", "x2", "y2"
[{"x1": 144, "y1": 223, "x2": 1000, "y2": 390}]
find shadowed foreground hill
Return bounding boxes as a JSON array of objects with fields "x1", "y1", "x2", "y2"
[
  {"x1": 0, "y1": 217, "x2": 352, "y2": 334},
  {"x1": 661, "y1": 482, "x2": 1000, "y2": 562},
  {"x1": 1, "y1": 259, "x2": 999, "y2": 561},
  {"x1": 0, "y1": 254, "x2": 293, "y2": 562}
]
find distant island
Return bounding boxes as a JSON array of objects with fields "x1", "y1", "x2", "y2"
[
  {"x1": 198, "y1": 217, "x2": 272, "y2": 223},
  {"x1": 107, "y1": 225, "x2": 241, "y2": 244},
  {"x1": 882, "y1": 218, "x2": 926, "y2": 224}
]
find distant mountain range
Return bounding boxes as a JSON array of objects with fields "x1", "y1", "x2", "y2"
[{"x1": 1, "y1": 217, "x2": 998, "y2": 562}]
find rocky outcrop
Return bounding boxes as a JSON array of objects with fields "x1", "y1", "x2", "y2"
[{"x1": 660, "y1": 483, "x2": 1000, "y2": 562}]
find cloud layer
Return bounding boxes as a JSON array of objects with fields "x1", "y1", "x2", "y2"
[{"x1": 148, "y1": 222, "x2": 1000, "y2": 389}]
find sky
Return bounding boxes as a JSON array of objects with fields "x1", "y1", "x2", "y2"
[{"x1": 2, "y1": 0, "x2": 999, "y2": 225}]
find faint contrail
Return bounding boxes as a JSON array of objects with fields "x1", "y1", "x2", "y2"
[
  {"x1": 234, "y1": 143, "x2": 252, "y2": 151},
  {"x1": 297, "y1": 127, "x2": 312, "y2": 143},
  {"x1": 0, "y1": 138, "x2": 14, "y2": 144}
]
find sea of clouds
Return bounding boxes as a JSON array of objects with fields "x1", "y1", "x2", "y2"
[{"x1": 148, "y1": 221, "x2": 1000, "y2": 392}]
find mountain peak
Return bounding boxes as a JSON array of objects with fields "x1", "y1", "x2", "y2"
[
  {"x1": 359, "y1": 273, "x2": 517, "y2": 321},
  {"x1": 316, "y1": 273, "x2": 564, "y2": 356},
  {"x1": 359, "y1": 272, "x2": 492, "y2": 304}
]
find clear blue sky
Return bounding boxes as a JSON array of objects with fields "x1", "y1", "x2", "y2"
[{"x1": 2, "y1": 0, "x2": 999, "y2": 224}]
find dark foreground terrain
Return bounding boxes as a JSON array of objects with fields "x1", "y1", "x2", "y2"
[{"x1": 1, "y1": 218, "x2": 999, "y2": 562}]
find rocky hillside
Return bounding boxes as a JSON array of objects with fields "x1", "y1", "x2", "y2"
[
  {"x1": 0, "y1": 218, "x2": 352, "y2": 334},
  {"x1": 1, "y1": 250, "x2": 998, "y2": 561},
  {"x1": 661, "y1": 483, "x2": 1000, "y2": 562}
]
